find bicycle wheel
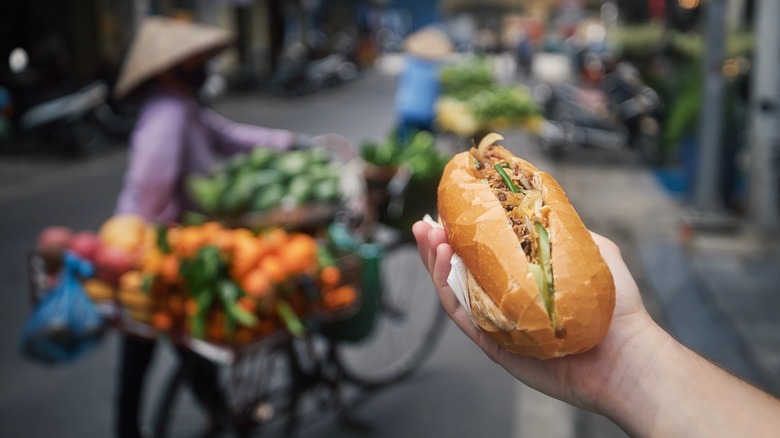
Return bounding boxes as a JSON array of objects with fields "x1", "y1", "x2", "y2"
[
  {"x1": 150, "y1": 342, "x2": 296, "y2": 438},
  {"x1": 223, "y1": 344, "x2": 298, "y2": 435},
  {"x1": 334, "y1": 237, "x2": 447, "y2": 388}
]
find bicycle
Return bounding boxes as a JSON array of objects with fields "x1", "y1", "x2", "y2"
[{"x1": 149, "y1": 134, "x2": 447, "y2": 437}]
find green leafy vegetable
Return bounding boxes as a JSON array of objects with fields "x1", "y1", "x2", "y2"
[{"x1": 277, "y1": 300, "x2": 305, "y2": 337}]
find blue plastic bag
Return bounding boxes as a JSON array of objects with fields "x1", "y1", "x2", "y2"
[{"x1": 20, "y1": 251, "x2": 106, "y2": 364}]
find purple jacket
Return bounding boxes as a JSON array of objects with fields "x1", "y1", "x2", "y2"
[{"x1": 115, "y1": 87, "x2": 295, "y2": 223}]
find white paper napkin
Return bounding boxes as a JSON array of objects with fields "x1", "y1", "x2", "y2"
[{"x1": 422, "y1": 215, "x2": 475, "y2": 324}]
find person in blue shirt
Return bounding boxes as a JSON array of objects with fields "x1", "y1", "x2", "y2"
[{"x1": 394, "y1": 26, "x2": 452, "y2": 141}]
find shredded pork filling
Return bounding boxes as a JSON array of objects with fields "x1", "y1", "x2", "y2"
[
  {"x1": 475, "y1": 149, "x2": 546, "y2": 263},
  {"x1": 472, "y1": 146, "x2": 564, "y2": 337}
]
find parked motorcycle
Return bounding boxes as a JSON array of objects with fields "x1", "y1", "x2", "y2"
[
  {"x1": 0, "y1": 47, "x2": 129, "y2": 156},
  {"x1": 535, "y1": 62, "x2": 663, "y2": 163},
  {"x1": 271, "y1": 30, "x2": 359, "y2": 95}
]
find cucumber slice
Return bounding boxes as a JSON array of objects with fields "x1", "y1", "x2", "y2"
[
  {"x1": 535, "y1": 222, "x2": 553, "y2": 285},
  {"x1": 528, "y1": 263, "x2": 553, "y2": 316},
  {"x1": 532, "y1": 222, "x2": 559, "y2": 331}
]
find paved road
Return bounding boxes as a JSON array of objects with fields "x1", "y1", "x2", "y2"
[{"x1": 0, "y1": 67, "x2": 685, "y2": 438}]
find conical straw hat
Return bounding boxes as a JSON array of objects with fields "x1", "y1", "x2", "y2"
[
  {"x1": 403, "y1": 26, "x2": 453, "y2": 60},
  {"x1": 114, "y1": 16, "x2": 234, "y2": 98}
]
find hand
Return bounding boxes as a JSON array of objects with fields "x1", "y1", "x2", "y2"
[
  {"x1": 412, "y1": 221, "x2": 665, "y2": 414},
  {"x1": 312, "y1": 133, "x2": 358, "y2": 162}
]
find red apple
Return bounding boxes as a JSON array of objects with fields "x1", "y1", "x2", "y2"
[
  {"x1": 94, "y1": 245, "x2": 135, "y2": 285},
  {"x1": 68, "y1": 230, "x2": 102, "y2": 261},
  {"x1": 36, "y1": 226, "x2": 74, "y2": 269}
]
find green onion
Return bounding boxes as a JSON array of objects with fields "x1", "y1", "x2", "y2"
[
  {"x1": 493, "y1": 163, "x2": 520, "y2": 194},
  {"x1": 472, "y1": 156, "x2": 482, "y2": 169}
]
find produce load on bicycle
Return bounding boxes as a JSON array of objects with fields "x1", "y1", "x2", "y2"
[
  {"x1": 436, "y1": 57, "x2": 544, "y2": 138},
  {"x1": 30, "y1": 215, "x2": 363, "y2": 350},
  {"x1": 186, "y1": 146, "x2": 346, "y2": 232},
  {"x1": 359, "y1": 130, "x2": 449, "y2": 238}
]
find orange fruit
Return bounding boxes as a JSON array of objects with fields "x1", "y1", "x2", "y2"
[
  {"x1": 152, "y1": 312, "x2": 173, "y2": 332},
  {"x1": 212, "y1": 228, "x2": 236, "y2": 253},
  {"x1": 290, "y1": 234, "x2": 318, "y2": 258},
  {"x1": 241, "y1": 269, "x2": 271, "y2": 298},
  {"x1": 99, "y1": 214, "x2": 147, "y2": 252},
  {"x1": 263, "y1": 228, "x2": 289, "y2": 251},
  {"x1": 230, "y1": 238, "x2": 264, "y2": 281},
  {"x1": 142, "y1": 247, "x2": 164, "y2": 275},
  {"x1": 185, "y1": 298, "x2": 198, "y2": 316},
  {"x1": 320, "y1": 266, "x2": 341, "y2": 287},
  {"x1": 160, "y1": 255, "x2": 180, "y2": 283},
  {"x1": 232, "y1": 228, "x2": 255, "y2": 244},
  {"x1": 169, "y1": 226, "x2": 208, "y2": 258},
  {"x1": 118, "y1": 270, "x2": 144, "y2": 292},
  {"x1": 278, "y1": 234, "x2": 319, "y2": 274},
  {"x1": 238, "y1": 296, "x2": 258, "y2": 313},
  {"x1": 324, "y1": 285, "x2": 357, "y2": 308},
  {"x1": 201, "y1": 221, "x2": 223, "y2": 236},
  {"x1": 258, "y1": 255, "x2": 286, "y2": 283}
]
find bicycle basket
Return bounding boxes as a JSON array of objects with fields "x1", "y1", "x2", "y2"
[{"x1": 322, "y1": 243, "x2": 382, "y2": 343}]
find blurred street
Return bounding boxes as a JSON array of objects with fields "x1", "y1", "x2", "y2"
[{"x1": 2, "y1": 60, "x2": 778, "y2": 438}]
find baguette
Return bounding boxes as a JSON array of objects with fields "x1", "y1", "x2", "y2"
[{"x1": 437, "y1": 133, "x2": 615, "y2": 359}]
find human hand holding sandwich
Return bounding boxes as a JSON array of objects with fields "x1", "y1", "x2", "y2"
[
  {"x1": 413, "y1": 222, "x2": 780, "y2": 437},
  {"x1": 413, "y1": 133, "x2": 780, "y2": 437}
]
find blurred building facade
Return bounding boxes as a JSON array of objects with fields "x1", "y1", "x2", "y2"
[
  {"x1": 0, "y1": 0, "x2": 595, "y2": 87},
  {"x1": 0, "y1": 0, "x2": 382, "y2": 90}
]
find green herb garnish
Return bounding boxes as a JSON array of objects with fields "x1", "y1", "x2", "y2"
[{"x1": 493, "y1": 163, "x2": 520, "y2": 194}]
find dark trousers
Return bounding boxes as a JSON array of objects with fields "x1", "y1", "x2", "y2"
[{"x1": 116, "y1": 335, "x2": 230, "y2": 438}]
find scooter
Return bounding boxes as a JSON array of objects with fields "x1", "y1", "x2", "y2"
[
  {"x1": 535, "y1": 62, "x2": 663, "y2": 163},
  {"x1": 0, "y1": 48, "x2": 127, "y2": 156},
  {"x1": 271, "y1": 30, "x2": 359, "y2": 95}
]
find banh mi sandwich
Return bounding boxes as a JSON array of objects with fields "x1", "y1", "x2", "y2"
[{"x1": 436, "y1": 133, "x2": 615, "y2": 359}]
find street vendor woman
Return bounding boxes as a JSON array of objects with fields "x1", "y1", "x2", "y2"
[
  {"x1": 394, "y1": 26, "x2": 453, "y2": 140},
  {"x1": 113, "y1": 16, "x2": 307, "y2": 437}
]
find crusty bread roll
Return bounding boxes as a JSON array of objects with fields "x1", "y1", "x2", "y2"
[{"x1": 437, "y1": 134, "x2": 615, "y2": 359}]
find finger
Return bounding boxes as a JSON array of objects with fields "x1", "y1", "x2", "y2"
[
  {"x1": 428, "y1": 226, "x2": 448, "y2": 248},
  {"x1": 425, "y1": 228, "x2": 439, "y2": 273},
  {"x1": 432, "y1": 242, "x2": 454, "y2": 301},
  {"x1": 431, "y1": 245, "x2": 489, "y2": 341},
  {"x1": 589, "y1": 231, "x2": 632, "y2": 279},
  {"x1": 427, "y1": 227, "x2": 449, "y2": 272},
  {"x1": 589, "y1": 231, "x2": 643, "y2": 315},
  {"x1": 431, "y1": 244, "x2": 507, "y2": 358},
  {"x1": 429, "y1": 244, "x2": 542, "y2": 381},
  {"x1": 412, "y1": 221, "x2": 432, "y2": 268},
  {"x1": 589, "y1": 231, "x2": 620, "y2": 259}
]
